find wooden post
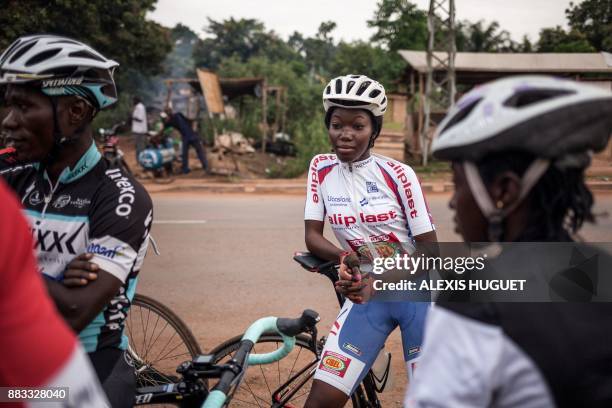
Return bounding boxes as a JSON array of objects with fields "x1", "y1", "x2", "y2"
[
  {"x1": 417, "y1": 73, "x2": 424, "y2": 153},
  {"x1": 274, "y1": 87, "x2": 281, "y2": 136},
  {"x1": 164, "y1": 81, "x2": 173, "y2": 109},
  {"x1": 261, "y1": 79, "x2": 268, "y2": 153},
  {"x1": 281, "y1": 88, "x2": 287, "y2": 134}
]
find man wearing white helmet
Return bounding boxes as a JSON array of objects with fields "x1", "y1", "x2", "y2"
[
  {"x1": 405, "y1": 76, "x2": 612, "y2": 407},
  {"x1": 0, "y1": 34, "x2": 153, "y2": 407},
  {"x1": 303, "y1": 74, "x2": 437, "y2": 407}
]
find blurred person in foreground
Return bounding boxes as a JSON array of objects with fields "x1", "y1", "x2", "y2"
[{"x1": 406, "y1": 76, "x2": 612, "y2": 407}]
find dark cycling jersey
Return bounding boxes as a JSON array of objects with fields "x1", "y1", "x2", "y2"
[
  {"x1": 407, "y1": 246, "x2": 612, "y2": 408},
  {"x1": 0, "y1": 141, "x2": 153, "y2": 353},
  {"x1": 0, "y1": 178, "x2": 109, "y2": 407}
]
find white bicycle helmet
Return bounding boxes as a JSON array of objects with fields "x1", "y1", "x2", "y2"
[
  {"x1": 432, "y1": 75, "x2": 612, "y2": 162},
  {"x1": 323, "y1": 74, "x2": 387, "y2": 117},
  {"x1": 431, "y1": 75, "x2": 612, "y2": 241},
  {"x1": 0, "y1": 34, "x2": 119, "y2": 110}
]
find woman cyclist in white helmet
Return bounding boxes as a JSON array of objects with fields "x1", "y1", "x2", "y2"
[
  {"x1": 303, "y1": 74, "x2": 437, "y2": 407},
  {"x1": 406, "y1": 76, "x2": 612, "y2": 407}
]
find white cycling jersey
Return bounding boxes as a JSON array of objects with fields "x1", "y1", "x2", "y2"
[{"x1": 304, "y1": 153, "x2": 435, "y2": 259}]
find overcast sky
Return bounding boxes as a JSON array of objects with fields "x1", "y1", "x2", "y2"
[{"x1": 148, "y1": 0, "x2": 580, "y2": 44}]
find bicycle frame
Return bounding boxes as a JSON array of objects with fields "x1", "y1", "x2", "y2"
[{"x1": 133, "y1": 310, "x2": 320, "y2": 408}]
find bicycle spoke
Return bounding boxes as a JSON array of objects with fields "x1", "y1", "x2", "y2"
[
  {"x1": 240, "y1": 379, "x2": 269, "y2": 407},
  {"x1": 287, "y1": 344, "x2": 304, "y2": 381},
  {"x1": 126, "y1": 311, "x2": 138, "y2": 357},
  {"x1": 255, "y1": 343, "x2": 273, "y2": 399},
  {"x1": 150, "y1": 330, "x2": 179, "y2": 363},
  {"x1": 277, "y1": 358, "x2": 281, "y2": 387},
  {"x1": 153, "y1": 350, "x2": 192, "y2": 363},
  {"x1": 145, "y1": 311, "x2": 163, "y2": 358},
  {"x1": 232, "y1": 396, "x2": 267, "y2": 407}
]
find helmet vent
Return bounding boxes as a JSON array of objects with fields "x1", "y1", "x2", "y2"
[
  {"x1": 381, "y1": 96, "x2": 387, "y2": 105},
  {"x1": 328, "y1": 98, "x2": 369, "y2": 108},
  {"x1": 369, "y1": 89, "x2": 381, "y2": 98},
  {"x1": 1, "y1": 40, "x2": 23, "y2": 65},
  {"x1": 9, "y1": 41, "x2": 37, "y2": 63},
  {"x1": 325, "y1": 85, "x2": 331, "y2": 95},
  {"x1": 350, "y1": 75, "x2": 361, "y2": 79},
  {"x1": 25, "y1": 48, "x2": 61, "y2": 67},
  {"x1": 49, "y1": 39, "x2": 81, "y2": 45},
  {"x1": 335, "y1": 79, "x2": 342, "y2": 94},
  {"x1": 69, "y1": 50, "x2": 106, "y2": 62},
  {"x1": 439, "y1": 98, "x2": 482, "y2": 136},
  {"x1": 503, "y1": 89, "x2": 574, "y2": 108},
  {"x1": 356, "y1": 81, "x2": 371, "y2": 96},
  {"x1": 346, "y1": 80, "x2": 356, "y2": 93}
]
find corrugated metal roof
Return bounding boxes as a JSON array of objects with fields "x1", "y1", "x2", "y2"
[{"x1": 398, "y1": 50, "x2": 612, "y2": 73}]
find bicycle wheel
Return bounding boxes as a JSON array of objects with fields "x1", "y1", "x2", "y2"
[
  {"x1": 126, "y1": 294, "x2": 202, "y2": 387},
  {"x1": 211, "y1": 333, "x2": 319, "y2": 408}
]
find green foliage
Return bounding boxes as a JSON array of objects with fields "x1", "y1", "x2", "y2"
[
  {"x1": 331, "y1": 41, "x2": 405, "y2": 89},
  {"x1": 0, "y1": 0, "x2": 172, "y2": 76},
  {"x1": 455, "y1": 20, "x2": 518, "y2": 52},
  {"x1": 566, "y1": 0, "x2": 612, "y2": 52},
  {"x1": 537, "y1": 26, "x2": 596, "y2": 52},
  {"x1": 165, "y1": 24, "x2": 198, "y2": 78},
  {"x1": 267, "y1": 113, "x2": 330, "y2": 178},
  {"x1": 92, "y1": 93, "x2": 132, "y2": 130},
  {"x1": 193, "y1": 18, "x2": 297, "y2": 70},
  {"x1": 218, "y1": 55, "x2": 321, "y2": 136},
  {"x1": 368, "y1": 0, "x2": 428, "y2": 51}
]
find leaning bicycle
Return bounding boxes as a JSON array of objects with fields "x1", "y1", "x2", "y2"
[
  {"x1": 210, "y1": 253, "x2": 383, "y2": 408},
  {"x1": 133, "y1": 310, "x2": 320, "y2": 407}
]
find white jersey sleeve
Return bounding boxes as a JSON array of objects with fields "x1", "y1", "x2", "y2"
[
  {"x1": 304, "y1": 155, "x2": 326, "y2": 221},
  {"x1": 404, "y1": 307, "x2": 554, "y2": 408}
]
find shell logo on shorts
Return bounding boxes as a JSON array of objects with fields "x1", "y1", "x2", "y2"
[{"x1": 319, "y1": 351, "x2": 351, "y2": 378}]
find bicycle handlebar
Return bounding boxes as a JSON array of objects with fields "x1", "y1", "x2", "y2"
[{"x1": 202, "y1": 310, "x2": 320, "y2": 408}]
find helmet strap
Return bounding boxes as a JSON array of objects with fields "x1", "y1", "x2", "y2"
[{"x1": 463, "y1": 159, "x2": 550, "y2": 242}]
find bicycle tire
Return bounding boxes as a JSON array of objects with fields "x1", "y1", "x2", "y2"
[
  {"x1": 211, "y1": 333, "x2": 318, "y2": 408},
  {"x1": 126, "y1": 294, "x2": 202, "y2": 388}
]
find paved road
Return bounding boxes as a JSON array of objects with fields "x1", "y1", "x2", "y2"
[{"x1": 138, "y1": 192, "x2": 612, "y2": 406}]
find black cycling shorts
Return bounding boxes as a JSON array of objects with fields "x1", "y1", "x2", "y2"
[{"x1": 89, "y1": 348, "x2": 135, "y2": 408}]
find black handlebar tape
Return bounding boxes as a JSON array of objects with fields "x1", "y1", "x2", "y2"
[
  {"x1": 277, "y1": 309, "x2": 320, "y2": 337},
  {"x1": 214, "y1": 340, "x2": 253, "y2": 393}
]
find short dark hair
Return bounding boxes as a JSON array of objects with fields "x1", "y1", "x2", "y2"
[{"x1": 477, "y1": 151, "x2": 594, "y2": 241}]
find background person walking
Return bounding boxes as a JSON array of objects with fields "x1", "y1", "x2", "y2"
[{"x1": 132, "y1": 95, "x2": 148, "y2": 160}]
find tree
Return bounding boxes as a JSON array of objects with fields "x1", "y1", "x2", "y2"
[
  {"x1": 456, "y1": 20, "x2": 517, "y2": 52},
  {"x1": 0, "y1": 0, "x2": 172, "y2": 76},
  {"x1": 518, "y1": 35, "x2": 534, "y2": 52},
  {"x1": 566, "y1": 0, "x2": 612, "y2": 51},
  {"x1": 193, "y1": 17, "x2": 297, "y2": 70},
  {"x1": 331, "y1": 41, "x2": 404, "y2": 88},
  {"x1": 368, "y1": 0, "x2": 428, "y2": 51},
  {"x1": 164, "y1": 24, "x2": 198, "y2": 78},
  {"x1": 537, "y1": 26, "x2": 596, "y2": 52}
]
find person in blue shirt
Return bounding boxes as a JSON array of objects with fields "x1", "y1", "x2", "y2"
[{"x1": 161, "y1": 108, "x2": 209, "y2": 174}]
